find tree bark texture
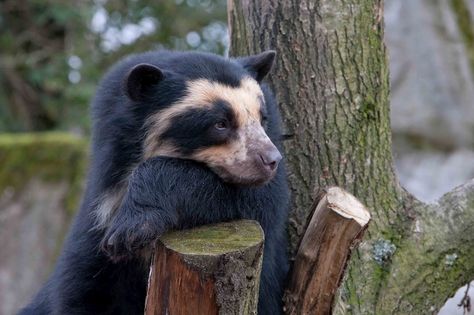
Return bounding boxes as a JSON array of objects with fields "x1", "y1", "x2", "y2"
[
  {"x1": 145, "y1": 220, "x2": 264, "y2": 315},
  {"x1": 284, "y1": 187, "x2": 370, "y2": 315},
  {"x1": 228, "y1": 1, "x2": 474, "y2": 314}
]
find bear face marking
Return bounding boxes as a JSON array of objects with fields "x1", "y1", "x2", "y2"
[{"x1": 143, "y1": 77, "x2": 281, "y2": 185}]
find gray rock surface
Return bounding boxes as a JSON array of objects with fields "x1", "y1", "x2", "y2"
[
  {"x1": 0, "y1": 133, "x2": 85, "y2": 315},
  {"x1": 0, "y1": 180, "x2": 74, "y2": 315},
  {"x1": 394, "y1": 149, "x2": 474, "y2": 202},
  {"x1": 386, "y1": 0, "x2": 474, "y2": 149}
]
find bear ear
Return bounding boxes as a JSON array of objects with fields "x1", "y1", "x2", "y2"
[
  {"x1": 125, "y1": 63, "x2": 164, "y2": 101},
  {"x1": 238, "y1": 50, "x2": 276, "y2": 82}
]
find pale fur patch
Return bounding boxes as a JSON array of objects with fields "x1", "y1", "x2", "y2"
[
  {"x1": 192, "y1": 121, "x2": 270, "y2": 168},
  {"x1": 93, "y1": 182, "x2": 127, "y2": 228},
  {"x1": 143, "y1": 77, "x2": 264, "y2": 159}
]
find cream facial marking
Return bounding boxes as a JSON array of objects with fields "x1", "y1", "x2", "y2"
[
  {"x1": 143, "y1": 77, "x2": 265, "y2": 159},
  {"x1": 192, "y1": 121, "x2": 273, "y2": 171}
]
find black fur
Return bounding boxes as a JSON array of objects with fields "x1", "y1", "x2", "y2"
[
  {"x1": 160, "y1": 100, "x2": 238, "y2": 154},
  {"x1": 20, "y1": 51, "x2": 290, "y2": 315}
]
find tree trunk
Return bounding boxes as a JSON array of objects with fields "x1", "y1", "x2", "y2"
[
  {"x1": 145, "y1": 220, "x2": 264, "y2": 315},
  {"x1": 228, "y1": 0, "x2": 474, "y2": 313}
]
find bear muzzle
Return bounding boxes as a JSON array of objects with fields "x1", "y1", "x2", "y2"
[
  {"x1": 258, "y1": 146, "x2": 282, "y2": 172},
  {"x1": 214, "y1": 140, "x2": 281, "y2": 186}
]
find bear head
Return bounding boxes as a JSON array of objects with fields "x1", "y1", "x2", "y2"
[{"x1": 125, "y1": 51, "x2": 281, "y2": 186}]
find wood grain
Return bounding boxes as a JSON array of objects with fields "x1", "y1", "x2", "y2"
[
  {"x1": 284, "y1": 187, "x2": 371, "y2": 315},
  {"x1": 145, "y1": 220, "x2": 264, "y2": 315}
]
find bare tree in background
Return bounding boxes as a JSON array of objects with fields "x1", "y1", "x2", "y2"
[{"x1": 228, "y1": 1, "x2": 474, "y2": 313}]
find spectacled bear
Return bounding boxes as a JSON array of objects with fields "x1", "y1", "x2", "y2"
[{"x1": 19, "y1": 50, "x2": 290, "y2": 315}]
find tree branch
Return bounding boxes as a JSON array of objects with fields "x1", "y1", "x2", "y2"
[
  {"x1": 376, "y1": 179, "x2": 474, "y2": 313},
  {"x1": 284, "y1": 187, "x2": 371, "y2": 314}
]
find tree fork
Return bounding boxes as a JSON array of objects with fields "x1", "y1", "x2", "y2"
[{"x1": 228, "y1": 0, "x2": 474, "y2": 313}]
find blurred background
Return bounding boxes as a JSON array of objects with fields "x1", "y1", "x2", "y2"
[{"x1": 0, "y1": 0, "x2": 472, "y2": 314}]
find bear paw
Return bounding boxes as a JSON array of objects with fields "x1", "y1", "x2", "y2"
[{"x1": 101, "y1": 213, "x2": 165, "y2": 261}]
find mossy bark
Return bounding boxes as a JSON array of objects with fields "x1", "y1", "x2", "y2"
[
  {"x1": 145, "y1": 220, "x2": 264, "y2": 315},
  {"x1": 228, "y1": 1, "x2": 474, "y2": 313},
  {"x1": 377, "y1": 180, "x2": 474, "y2": 313}
]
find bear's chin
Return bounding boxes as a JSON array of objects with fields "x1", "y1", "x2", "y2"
[{"x1": 209, "y1": 165, "x2": 276, "y2": 187}]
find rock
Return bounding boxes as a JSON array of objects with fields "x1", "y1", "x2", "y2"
[
  {"x1": 386, "y1": 0, "x2": 474, "y2": 203},
  {"x1": 0, "y1": 133, "x2": 86, "y2": 314},
  {"x1": 394, "y1": 149, "x2": 474, "y2": 203},
  {"x1": 386, "y1": 0, "x2": 474, "y2": 148}
]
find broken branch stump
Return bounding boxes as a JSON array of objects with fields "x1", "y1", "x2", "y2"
[
  {"x1": 284, "y1": 187, "x2": 371, "y2": 315},
  {"x1": 145, "y1": 220, "x2": 264, "y2": 315}
]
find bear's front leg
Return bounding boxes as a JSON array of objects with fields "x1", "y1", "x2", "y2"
[
  {"x1": 101, "y1": 158, "x2": 180, "y2": 260},
  {"x1": 101, "y1": 156, "x2": 225, "y2": 261}
]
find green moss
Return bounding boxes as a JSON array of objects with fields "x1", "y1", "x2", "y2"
[
  {"x1": 0, "y1": 132, "x2": 88, "y2": 213},
  {"x1": 358, "y1": 99, "x2": 377, "y2": 121},
  {"x1": 373, "y1": 193, "x2": 474, "y2": 314},
  {"x1": 160, "y1": 220, "x2": 264, "y2": 255}
]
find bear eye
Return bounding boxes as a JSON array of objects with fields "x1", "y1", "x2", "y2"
[{"x1": 214, "y1": 120, "x2": 228, "y2": 130}]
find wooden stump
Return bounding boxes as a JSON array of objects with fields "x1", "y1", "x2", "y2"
[
  {"x1": 284, "y1": 187, "x2": 371, "y2": 315},
  {"x1": 145, "y1": 220, "x2": 264, "y2": 315}
]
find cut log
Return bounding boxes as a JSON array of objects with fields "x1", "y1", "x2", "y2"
[
  {"x1": 284, "y1": 187, "x2": 371, "y2": 315},
  {"x1": 144, "y1": 220, "x2": 264, "y2": 315}
]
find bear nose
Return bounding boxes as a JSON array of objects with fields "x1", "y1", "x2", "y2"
[{"x1": 259, "y1": 148, "x2": 282, "y2": 171}]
